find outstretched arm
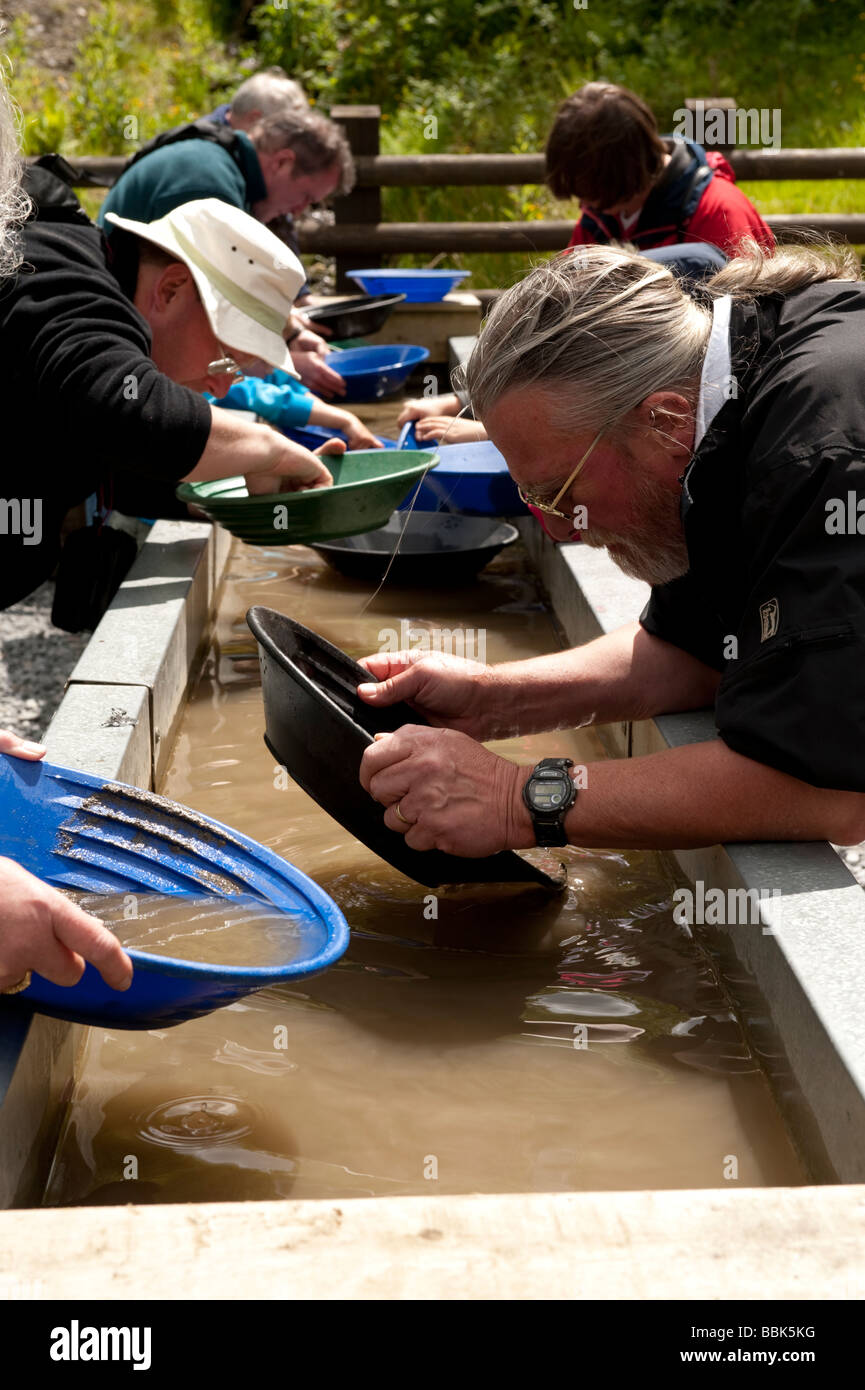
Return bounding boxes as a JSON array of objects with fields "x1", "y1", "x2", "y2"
[{"x1": 358, "y1": 621, "x2": 722, "y2": 741}]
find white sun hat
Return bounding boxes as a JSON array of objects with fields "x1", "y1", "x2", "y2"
[{"x1": 104, "y1": 197, "x2": 306, "y2": 374}]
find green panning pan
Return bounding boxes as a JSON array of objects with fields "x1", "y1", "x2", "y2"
[{"x1": 176, "y1": 449, "x2": 437, "y2": 546}]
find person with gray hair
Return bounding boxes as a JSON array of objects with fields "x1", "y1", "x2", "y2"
[
  {"x1": 0, "y1": 62, "x2": 28, "y2": 277},
  {"x1": 222, "y1": 67, "x2": 309, "y2": 129},
  {"x1": 99, "y1": 101, "x2": 353, "y2": 237},
  {"x1": 355, "y1": 240, "x2": 865, "y2": 858}
]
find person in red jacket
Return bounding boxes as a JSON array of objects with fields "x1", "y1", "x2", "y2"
[{"x1": 546, "y1": 83, "x2": 774, "y2": 262}]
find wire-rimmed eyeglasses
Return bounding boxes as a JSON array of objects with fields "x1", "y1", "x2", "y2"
[
  {"x1": 206, "y1": 342, "x2": 244, "y2": 380},
  {"x1": 516, "y1": 427, "x2": 605, "y2": 521}
]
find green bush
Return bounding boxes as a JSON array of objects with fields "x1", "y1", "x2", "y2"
[{"x1": 2, "y1": 0, "x2": 863, "y2": 286}]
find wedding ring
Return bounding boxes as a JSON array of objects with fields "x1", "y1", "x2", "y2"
[
  {"x1": 394, "y1": 801, "x2": 412, "y2": 825},
  {"x1": 1, "y1": 970, "x2": 32, "y2": 995}
]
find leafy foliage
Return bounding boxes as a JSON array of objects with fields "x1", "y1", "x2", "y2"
[{"x1": 2, "y1": 0, "x2": 864, "y2": 284}]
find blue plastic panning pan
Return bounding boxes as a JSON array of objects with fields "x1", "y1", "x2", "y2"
[
  {"x1": 323, "y1": 344, "x2": 430, "y2": 403},
  {"x1": 397, "y1": 439, "x2": 524, "y2": 516},
  {"x1": 0, "y1": 754, "x2": 349, "y2": 1028},
  {"x1": 347, "y1": 269, "x2": 470, "y2": 303}
]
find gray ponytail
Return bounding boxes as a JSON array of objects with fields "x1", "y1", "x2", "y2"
[{"x1": 706, "y1": 234, "x2": 861, "y2": 299}]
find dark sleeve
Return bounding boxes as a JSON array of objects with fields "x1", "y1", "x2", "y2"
[
  {"x1": 639, "y1": 573, "x2": 728, "y2": 671},
  {"x1": 1, "y1": 221, "x2": 212, "y2": 481},
  {"x1": 716, "y1": 447, "x2": 865, "y2": 791}
]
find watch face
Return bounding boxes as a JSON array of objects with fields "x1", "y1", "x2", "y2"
[{"x1": 527, "y1": 773, "x2": 571, "y2": 812}]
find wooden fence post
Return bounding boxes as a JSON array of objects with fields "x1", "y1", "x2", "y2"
[
  {"x1": 329, "y1": 105, "x2": 382, "y2": 293},
  {"x1": 684, "y1": 98, "x2": 738, "y2": 159}
]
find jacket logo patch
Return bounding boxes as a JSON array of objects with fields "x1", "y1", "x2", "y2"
[{"x1": 760, "y1": 598, "x2": 780, "y2": 642}]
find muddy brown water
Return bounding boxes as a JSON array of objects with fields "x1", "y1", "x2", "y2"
[
  {"x1": 43, "y1": 418, "x2": 803, "y2": 1206},
  {"x1": 60, "y1": 892, "x2": 310, "y2": 967}
]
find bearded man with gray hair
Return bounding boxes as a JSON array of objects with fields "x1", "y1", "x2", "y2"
[{"x1": 356, "y1": 242, "x2": 865, "y2": 858}]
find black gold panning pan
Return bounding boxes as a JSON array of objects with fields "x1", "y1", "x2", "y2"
[
  {"x1": 304, "y1": 292, "x2": 406, "y2": 340},
  {"x1": 246, "y1": 607, "x2": 565, "y2": 891},
  {"x1": 310, "y1": 513, "x2": 519, "y2": 586}
]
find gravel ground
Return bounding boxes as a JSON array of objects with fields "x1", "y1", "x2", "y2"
[
  {"x1": 0, "y1": 581, "x2": 89, "y2": 741},
  {"x1": 0, "y1": 1, "x2": 95, "y2": 74},
  {"x1": 2, "y1": 579, "x2": 864, "y2": 889}
]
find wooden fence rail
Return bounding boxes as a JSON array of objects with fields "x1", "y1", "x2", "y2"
[
  {"x1": 294, "y1": 214, "x2": 865, "y2": 254},
  {"x1": 28, "y1": 102, "x2": 865, "y2": 285},
  {"x1": 33, "y1": 146, "x2": 865, "y2": 188}
]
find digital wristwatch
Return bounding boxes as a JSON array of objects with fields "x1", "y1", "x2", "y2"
[{"x1": 522, "y1": 757, "x2": 577, "y2": 847}]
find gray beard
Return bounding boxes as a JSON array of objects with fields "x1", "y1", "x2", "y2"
[{"x1": 580, "y1": 463, "x2": 691, "y2": 587}]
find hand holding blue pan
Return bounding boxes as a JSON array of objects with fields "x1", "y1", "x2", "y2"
[{"x1": 0, "y1": 754, "x2": 349, "y2": 1028}]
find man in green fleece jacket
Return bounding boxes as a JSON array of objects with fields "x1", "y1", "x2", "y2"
[
  {"x1": 99, "y1": 106, "x2": 355, "y2": 396},
  {"x1": 99, "y1": 105, "x2": 353, "y2": 233}
]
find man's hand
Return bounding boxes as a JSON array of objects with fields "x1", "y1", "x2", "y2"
[
  {"x1": 291, "y1": 308, "x2": 331, "y2": 340},
  {"x1": 357, "y1": 650, "x2": 493, "y2": 738},
  {"x1": 1, "y1": 728, "x2": 134, "y2": 993},
  {"x1": 244, "y1": 437, "x2": 346, "y2": 497},
  {"x1": 185, "y1": 406, "x2": 345, "y2": 496},
  {"x1": 359, "y1": 726, "x2": 532, "y2": 856},
  {"x1": 291, "y1": 349, "x2": 346, "y2": 398},
  {"x1": 0, "y1": 856, "x2": 133, "y2": 992},
  {"x1": 291, "y1": 327, "x2": 330, "y2": 355},
  {"x1": 297, "y1": 316, "x2": 331, "y2": 340}
]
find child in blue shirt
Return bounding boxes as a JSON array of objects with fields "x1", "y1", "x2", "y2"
[{"x1": 208, "y1": 368, "x2": 381, "y2": 449}]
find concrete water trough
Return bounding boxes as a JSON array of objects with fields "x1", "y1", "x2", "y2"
[{"x1": 2, "y1": 358, "x2": 865, "y2": 1299}]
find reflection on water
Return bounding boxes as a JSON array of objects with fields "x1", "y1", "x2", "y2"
[{"x1": 42, "y1": 536, "x2": 803, "y2": 1206}]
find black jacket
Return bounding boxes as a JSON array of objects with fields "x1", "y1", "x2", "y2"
[
  {"x1": 0, "y1": 167, "x2": 212, "y2": 608},
  {"x1": 640, "y1": 279, "x2": 865, "y2": 791}
]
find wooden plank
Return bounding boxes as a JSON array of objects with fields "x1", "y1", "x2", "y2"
[
  {"x1": 360, "y1": 295, "x2": 483, "y2": 358},
  {"x1": 351, "y1": 153, "x2": 548, "y2": 186},
  {"x1": 733, "y1": 147, "x2": 865, "y2": 179},
  {"x1": 341, "y1": 147, "x2": 865, "y2": 185},
  {"x1": 295, "y1": 214, "x2": 865, "y2": 255},
  {"x1": 296, "y1": 220, "x2": 574, "y2": 253},
  {"x1": 685, "y1": 97, "x2": 739, "y2": 156},
  {"x1": 1, "y1": 1187, "x2": 863, "y2": 1299}
]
